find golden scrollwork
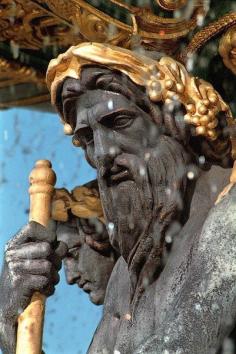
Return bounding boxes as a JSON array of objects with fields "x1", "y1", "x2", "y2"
[
  {"x1": 47, "y1": 42, "x2": 235, "y2": 158},
  {"x1": 156, "y1": 0, "x2": 188, "y2": 11},
  {"x1": 52, "y1": 186, "x2": 104, "y2": 223},
  {"x1": 219, "y1": 25, "x2": 236, "y2": 76},
  {"x1": 0, "y1": 56, "x2": 50, "y2": 108},
  {"x1": 180, "y1": 12, "x2": 236, "y2": 62},
  {"x1": 0, "y1": 94, "x2": 51, "y2": 109},
  {"x1": 108, "y1": 0, "x2": 204, "y2": 42},
  {"x1": 0, "y1": 56, "x2": 44, "y2": 86},
  {"x1": 0, "y1": 0, "x2": 79, "y2": 49},
  {"x1": 0, "y1": 0, "x2": 205, "y2": 52}
]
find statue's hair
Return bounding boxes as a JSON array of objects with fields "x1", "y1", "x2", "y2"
[
  {"x1": 58, "y1": 66, "x2": 233, "y2": 167},
  {"x1": 47, "y1": 42, "x2": 236, "y2": 164}
]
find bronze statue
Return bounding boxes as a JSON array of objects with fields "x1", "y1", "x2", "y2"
[
  {"x1": 58, "y1": 217, "x2": 117, "y2": 305},
  {"x1": 1, "y1": 41, "x2": 236, "y2": 354}
]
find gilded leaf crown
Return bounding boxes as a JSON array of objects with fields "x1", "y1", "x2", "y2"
[{"x1": 47, "y1": 42, "x2": 236, "y2": 160}]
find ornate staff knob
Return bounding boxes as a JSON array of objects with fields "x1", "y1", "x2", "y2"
[
  {"x1": 29, "y1": 160, "x2": 56, "y2": 227},
  {"x1": 16, "y1": 160, "x2": 56, "y2": 354}
]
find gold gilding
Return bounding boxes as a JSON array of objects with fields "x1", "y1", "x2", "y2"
[
  {"x1": 0, "y1": 0, "x2": 204, "y2": 52},
  {"x1": 219, "y1": 25, "x2": 236, "y2": 76},
  {"x1": 47, "y1": 42, "x2": 235, "y2": 158}
]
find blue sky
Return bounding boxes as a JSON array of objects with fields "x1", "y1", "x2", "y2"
[{"x1": 0, "y1": 108, "x2": 102, "y2": 354}]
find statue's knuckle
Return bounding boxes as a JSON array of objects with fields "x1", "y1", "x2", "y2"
[
  {"x1": 41, "y1": 276, "x2": 50, "y2": 288},
  {"x1": 41, "y1": 242, "x2": 51, "y2": 255},
  {"x1": 44, "y1": 260, "x2": 52, "y2": 272}
]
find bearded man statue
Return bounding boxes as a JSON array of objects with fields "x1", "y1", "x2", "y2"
[{"x1": 1, "y1": 43, "x2": 236, "y2": 354}]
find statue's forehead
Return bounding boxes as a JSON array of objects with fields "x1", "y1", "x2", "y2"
[
  {"x1": 57, "y1": 223, "x2": 84, "y2": 249},
  {"x1": 74, "y1": 90, "x2": 138, "y2": 130},
  {"x1": 76, "y1": 90, "x2": 132, "y2": 110}
]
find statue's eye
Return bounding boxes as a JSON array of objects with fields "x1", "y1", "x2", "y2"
[
  {"x1": 113, "y1": 115, "x2": 133, "y2": 129},
  {"x1": 100, "y1": 110, "x2": 135, "y2": 129}
]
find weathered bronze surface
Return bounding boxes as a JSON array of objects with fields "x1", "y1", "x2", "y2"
[
  {"x1": 1, "y1": 2, "x2": 236, "y2": 354},
  {"x1": 1, "y1": 45, "x2": 236, "y2": 352}
]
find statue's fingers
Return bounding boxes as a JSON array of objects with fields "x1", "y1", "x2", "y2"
[
  {"x1": 6, "y1": 221, "x2": 56, "y2": 249},
  {"x1": 29, "y1": 221, "x2": 56, "y2": 243},
  {"x1": 6, "y1": 223, "x2": 35, "y2": 248},
  {"x1": 23, "y1": 275, "x2": 51, "y2": 292},
  {"x1": 6, "y1": 242, "x2": 52, "y2": 261},
  {"x1": 8, "y1": 259, "x2": 54, "y2": 276}
]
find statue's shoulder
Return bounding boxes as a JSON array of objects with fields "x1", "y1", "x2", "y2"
[
  {"x1": 196, "y1": 183, "x2": 236, "y2": 269},
  {"x1": 204, "y1": 182, "x2": 236, "y2": 235}
]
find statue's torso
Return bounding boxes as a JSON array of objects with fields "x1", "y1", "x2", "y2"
[
  {"x1": 88, "y1": 207, "x2": 210, "y2": 353},
  {"x1": 88, "y1": 167, "x2": 236, "y2": 354}
]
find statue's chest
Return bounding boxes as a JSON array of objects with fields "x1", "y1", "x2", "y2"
[
  {"x1": 113, "y1": 288, "x2": 157, "y2": 353},
  {"x1": 88, "y1": 258, "x2": 157, "y2": 354},
  {"x1": 88, "y1": 229, "x2": 198, "y2": 354}
]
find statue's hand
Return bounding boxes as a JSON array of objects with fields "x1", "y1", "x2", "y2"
[{"x1": 0, "y1": 221, "x2": 67, "y2": 354}]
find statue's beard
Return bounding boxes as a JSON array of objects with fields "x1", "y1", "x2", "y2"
[{"x1": 98, "y1": 136, "x2": 189, "y2": 297}]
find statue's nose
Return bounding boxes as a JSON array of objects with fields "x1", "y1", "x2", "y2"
[
  {"x1": 93, "y1": 129, "x2": 121, "y2": 172},
  {"x1": 64, "y1": 258, "x2": 81, "y2": 285}
]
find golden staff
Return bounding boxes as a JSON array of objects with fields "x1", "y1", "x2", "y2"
[{"x1": 16, "y1": 160, "x2": 56, "y2": 354}]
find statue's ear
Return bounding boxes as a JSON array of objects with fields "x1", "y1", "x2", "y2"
[{"x1": 162, "y1": 102, "x2": 189, "y2": 144}]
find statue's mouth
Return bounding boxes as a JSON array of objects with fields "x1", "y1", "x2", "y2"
[
  {"x1": 110, "y1": 168, "x2": 129, "y2": 182},
  {"x1": 77, "y1": 280, "x2": 91, "y2": 293},
  {"x1": 106, "y1": 165, "x2": 131, "y2": 185}
]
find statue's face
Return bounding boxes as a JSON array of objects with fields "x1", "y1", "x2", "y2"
[
  {"x1": 61, "y1": 67, "x2": 189, "y2": 263},
  {"x1": 58, "y1": 221, "x2": 115, "y2": 305}
]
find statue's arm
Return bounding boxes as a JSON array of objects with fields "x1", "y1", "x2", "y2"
[
  {"x1": 0, "y1": 222, "x2": 67, "y2": 354},
  {"x1": 134, "y1": 185, "x2": 236, "y2": 354}
]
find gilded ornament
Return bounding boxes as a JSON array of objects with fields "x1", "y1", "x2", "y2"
[
  {"x1": 63, "y1": 123, "x2": 74, "y2": 135},
  {"x1": 46, "y1": 42, "x2": 235, "y2": 158},
  {"x1": 181, "y1": 12, "x2": 236, "y2": 62},
  {"x1": 199, "y1": 115, "x2": 209, "y2": 125},
  {"x1": 72, "y1": 136, "x2": 81, "y2": 146},
  {"x1": 52, "y1": 187, "x2": 104, "y2": 223},
  {"x1": 156, "y1": 0, "x2": 188, "y2": 11},
  {"x1": 219, "y1": 26, "x2": 236, "y2": 76},
  {"x1": 0, "y1": 56, "x2": 49, "y2": 108},
  {"x1": 0, "y1": 56, "x2": 44, "y2": 86},
  {"x1": 0, "y1": 0, "x2": 78, "y2": 49},
  {"x1": 0, "y1": 0, "x2": 205, "y2": 51}
]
